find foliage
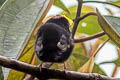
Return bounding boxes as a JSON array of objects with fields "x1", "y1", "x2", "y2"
[
  {"x1": 0, "y1": 0, "x2": 54, "y2": 79},
  {"x1": 0, "y1": 0, "x2": 5, "y2": 6},
  {"x1": 97, "y1": 11, "x2": 120, "y2": 47},
  {"x1": 0, "y1": 0, "x2": 120, "y2": 80}
]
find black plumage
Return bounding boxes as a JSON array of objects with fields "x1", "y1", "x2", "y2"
[{"x1": 35, "y1": 15, "x2": 74, "y2": 63}]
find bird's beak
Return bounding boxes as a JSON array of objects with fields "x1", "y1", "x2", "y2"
[{"x1": 62, "y1": 15, "x2": 73, "y2": 26}]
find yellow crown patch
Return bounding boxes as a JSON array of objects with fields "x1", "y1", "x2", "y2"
[{"x1": 62, "y1": 15, "x2": 73, "y2": 25}]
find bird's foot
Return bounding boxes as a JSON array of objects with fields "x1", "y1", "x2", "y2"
[
  {"x1": 39, "y1": 63, "x2": 43, "y2": 72},
  {"x1": 64, "y1": 63, "x2": 67, "y2": 74}
]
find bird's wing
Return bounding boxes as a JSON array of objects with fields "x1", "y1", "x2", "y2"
[
  {"x1": 35, "y1": 36, "x2": 43, "y2": 55},
  {"x1": 57, "y1": 34, "x2": 68, "y2": 52}
]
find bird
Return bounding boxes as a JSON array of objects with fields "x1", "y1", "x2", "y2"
[{"x1": 34, "y1": 15, "x2": 74, "y2": 71}]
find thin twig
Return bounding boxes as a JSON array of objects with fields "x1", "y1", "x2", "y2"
[
  {"x1": 72, "y1": 0, "x2": 83, "y2": 38},
  {"x1": 112, "y1": 66, "x2": 118, "y2": 77},
  {"x1": 74, "y1": 31, "x2": 105, "y2": 43},
  {"x1": 78, "y1": 12, "x2": 97, "y2": 21},
  {"x1": 93, "y1": 38, "x2": 110, "y2": 57},
  {"x1": 73, "y1": 12, "x2": 97, "y2": 21},
  {"x1": 112, "y1": 48, "x2": 120, "y2": 77},
  {"x1": 0, "y1": 55, "x2": 120, "y2": 80},
  {"x1": 83, "y1": 1, "x2": 120, "y2": 8},
  {"x1": 99, "y1": 61, "x2": 113, "y2": 65}
]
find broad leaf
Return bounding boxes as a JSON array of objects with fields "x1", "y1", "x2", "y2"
[
  {"x1": 93, "y1": 64, "x2": 106, "y2": 75},
  {"x1": 0, "y1": 0, "x2": 5, "y2": 6},
  {"x1": 78, "y1": 57, "x2": 95, "y2": 73},
  {"x1": 97, "y1": 9, "x2": 120, "y2": 47},
  {"x1": 111, "y1": 1, "x2": 120, "y2": 6},
  {"x1": 0, "y1": 0, "x2": 54, "y2": 79}
]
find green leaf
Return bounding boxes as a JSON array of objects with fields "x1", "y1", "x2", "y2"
[
  {"x1": 73, "y1": 43, "x2": 86, "y2": 56},
  {"x1": 111, "y1": 1, "x2": 120, "y2": 6},
  {"x1": 0, "y1": 0, "x2": 53, "y2": 79},
  {"x1": 93, "y1": 64, "x2": 106, "y2": 75},
  {"x1": 97, "y1": 9, "x2": 120, "y2": 47},
  {"x1": 54, "y1": 0, "x2": 70, "y2": 14},
  {"x1": 0, "y1": 0, "x2": 5, "y2": 6}
]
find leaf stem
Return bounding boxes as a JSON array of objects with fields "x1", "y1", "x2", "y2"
[{"x1": 83, "y1": 1, "x2": 120, "y2": 8}]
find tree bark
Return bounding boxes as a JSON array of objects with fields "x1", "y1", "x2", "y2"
[{"x1": 0, "y1": 55, "x2": 119, "y2": 80}]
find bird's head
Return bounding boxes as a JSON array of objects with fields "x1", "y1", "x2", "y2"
[{"x1": 46, "y1": 15, "x2": 73, "y2": 30}]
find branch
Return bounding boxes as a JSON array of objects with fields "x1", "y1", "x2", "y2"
[
  {"x1": 77, "y1": 12, "x2": 97, "y2": 21},
  {"x1": 0, "y1": 55, "x2": 120, "y2": 80},
  {"x1": 112, "y1": 65, "x2": 118, "y2": 77},
  {"x1": 83, "y1": 1, "x2": 120, "y2": 8},
  {"x1": 72, "y1": 0, "x2": 83, "y2": 38},
  {"x1": 24, "y1": 62, "x2": 53, "y2": 80},
  {"x1": 74, "y1": 31, "x2": 105, "y2": 43}
]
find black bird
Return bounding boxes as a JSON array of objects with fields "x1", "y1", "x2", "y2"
[{"x1": 34, "y1": 15, "x2": 74, "y2": 70}]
